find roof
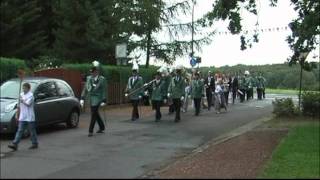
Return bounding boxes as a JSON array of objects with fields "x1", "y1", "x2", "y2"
[{"x1": 7, "y1": 77, "x2": 64, "y2": 83}]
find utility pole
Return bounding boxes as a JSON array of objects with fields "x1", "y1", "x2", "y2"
[{"x1": 191, "y1": 0, "x2": 195, "y2": 57}]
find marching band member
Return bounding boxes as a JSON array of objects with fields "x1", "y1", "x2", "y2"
[
  {"x1": 204, "y1": 71, "x2": 215, "y2": 110},
  {"x1": 80, "y1": 61, "x2": 107, "y2": 137},
  {"x1": 190, "y1": 72, "x2": 205, "y2": 116},
  {"x1": 167, "y1": 67, "x2": 175, "y2": 114},
  {"x1": 244, "y1": 70, "x2": 254, "y2": 100},
  {"x1": 238, "y1": 72, "x2": 246, "y2": 103},
  {"x1": 256, "y1": 72, "x2": 265, "y2": 100},
  {"x1": 182, "y1": 78, "x2": 191, "y2": 113},
  {"x1": 231, "y1": 72, "x2": 239, "y2": 104},
  {"x1": 125, "y1": 62, "x2": 144, "y2": 121},
  {"x1": 151, "y1": 71, "x2": 166, "y2": 122},
  {"x1": 168, "y1": 65, "x2": 186, "y2": 122}
]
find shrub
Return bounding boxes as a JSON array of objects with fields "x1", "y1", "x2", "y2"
[
  {"x1": 63, "y1": 63, "x2": 158, "y2": 83},
  {"x1": 302, "y1": 91, "x2": 320, "y2": 118},
  {"x1": 272, "y1": 98, "x2": 296, "y2": 117},
  {"x1": 0, "y1": 57, "x2": 28, "y2": 84}
]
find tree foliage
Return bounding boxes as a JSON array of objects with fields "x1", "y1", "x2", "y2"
[
  {"x1": 203, "y1": 0, "x2": 320, "y2": 64},
  {"x1": 0, "y1": 0, "x2": 210, "y2": 67}
]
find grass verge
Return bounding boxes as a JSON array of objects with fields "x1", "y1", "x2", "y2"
[{"x1": 259, "y1": 118, "x2": 320, "y2": 178}]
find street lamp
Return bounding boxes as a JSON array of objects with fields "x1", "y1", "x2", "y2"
[{"x1": 298, "y1": 51, "x2": 309, "y2": 110}]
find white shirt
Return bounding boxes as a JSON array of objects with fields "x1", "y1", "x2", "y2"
[
  {"x1": 18, "y1": 92, "x2": 35, "y2": 122},
  {"x1": 215, "y1": 85, "x2": 223, "y2": 93}
]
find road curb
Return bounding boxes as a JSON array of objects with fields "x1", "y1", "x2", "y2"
[{"x1": 143, "y1": 115, "x2": 274, "y2": 178}]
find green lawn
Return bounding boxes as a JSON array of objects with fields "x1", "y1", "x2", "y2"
[
  {"x1": 265, "y1": 88, "x2": 299, "y2": 95},
  {"x1": 259, "y1": 120, "x2": 320, "y2": 178}
]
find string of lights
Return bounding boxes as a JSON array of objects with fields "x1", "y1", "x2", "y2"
[{"x1": 216, "y1": 26, "x2": 291, "y2": 35}]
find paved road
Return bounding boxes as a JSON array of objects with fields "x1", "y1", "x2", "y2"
[{"x1": 0, "y1": 94, "x2": 295, "y2": 178}]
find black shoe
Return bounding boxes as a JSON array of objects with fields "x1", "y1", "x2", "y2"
[
  {"x1": 8, "y1": 144, "x2": 17, "y2": 151},
  {"x1": 88, "y1": 133, "x2": 93, "y2": 137},
  {"x1": 96, "y1": 130, "x2": 105, "y2": 133},
  {"x1": 155, "y1": 118, "x2": 160, "y2": 122},
  {"x1": 29, "y1": 144, "x2": 38, "y2": 149},
  {"x1": 174, "y1": 118, "x2": 180, "y2": 123},
  {"x1": 131, "y1": 118, "x2": 136, "y2": 121}
]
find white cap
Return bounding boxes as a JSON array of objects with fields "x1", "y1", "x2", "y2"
[
  {"x1": 92, "y1": 60, "x2": 100, "y2": 67},
  {"x1": 175, "y1": 65, "x2": 184, "y2": 70},
  {"x1": 132, "y1": 61, "x2": 139, "y2": 71},
  {"x1": 244, "y1": 70, "x2": 250, "y2": 75}
]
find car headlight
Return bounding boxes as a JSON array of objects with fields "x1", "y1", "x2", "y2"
[{"x1": 5, "y1": 102, "x2": 17, "y2": 113}]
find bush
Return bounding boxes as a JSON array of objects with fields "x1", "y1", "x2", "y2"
[
  {"x1": 0, "y1": 57, "x2": 28, "y2": 84},
  {"x1": 62, "y1": 63, "x2": 158, "y2": 83},
  {"x1": 302, "y1": 91, "x2": 320, "y2": 118},
  {"x1": 272, "y1": 98, "x2": 296, "y2": 117}
]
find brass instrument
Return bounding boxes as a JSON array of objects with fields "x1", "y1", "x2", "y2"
[{"x1": 125, "y1": 79, "x2": 156, "y2": 97}]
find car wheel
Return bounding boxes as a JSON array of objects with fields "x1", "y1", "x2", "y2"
[{"x1": 66, "y1": 110, "x2": 79, "y2": 128}]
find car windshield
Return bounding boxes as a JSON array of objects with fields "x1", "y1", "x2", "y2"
[{"x1": 0, "y1": 80, "x2": 37, "y2": 99}]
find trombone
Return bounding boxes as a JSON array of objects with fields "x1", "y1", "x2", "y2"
[{"x1": 125, "y1": 79, "x2": 156, "y2": 97}]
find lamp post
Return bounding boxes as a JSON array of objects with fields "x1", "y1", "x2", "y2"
[
  {"x1": 298, "y1": 52, "x2": 309, "y2": 110},
  {"x1": 116, "y1": 43, "x2": 127, "y2": 105},
  {"x1": 191, "y1": 0, "x2": 195, "y2": 57}
]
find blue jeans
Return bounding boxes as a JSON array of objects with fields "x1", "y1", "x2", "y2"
[{"x1": 13, "y1": 121, "x2": 38, "y2": 145}]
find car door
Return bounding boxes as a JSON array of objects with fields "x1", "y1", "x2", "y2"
[
  {"x1": 34, "y1": 81, "x2": 62, "y2": 126},
  {"x1": 55, "y1": 81, "x2": 75, "y2": 122}
]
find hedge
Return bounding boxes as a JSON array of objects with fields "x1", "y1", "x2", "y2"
[
  {"x1": 0, "y1": 57, "x2": 158, "y2": 84},
  {"x1": 0, "y1": 57, "x2": 28, "y2": 84},
  {"x1": 62, "y1": 63, "x2": 158, "y2": 83},
  {"x1": 302, "y1": 91, "x2": 320, "y2": 118}
]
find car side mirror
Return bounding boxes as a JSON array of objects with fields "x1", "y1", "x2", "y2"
[{"x1": 35, "y1": 93, "x2": 46, "y2": 100}]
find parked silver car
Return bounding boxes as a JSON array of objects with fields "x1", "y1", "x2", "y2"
[{"x1": 0, "y1": 77, "x2": 80, "y2": 135}]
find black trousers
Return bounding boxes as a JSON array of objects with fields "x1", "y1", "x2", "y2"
[
  {"x1": 206, "y1": 91, "x2": 213, "y2": 110},
  {"x1": 172, "y1": 98, "x2": 181, "y2": 121},
  {"x1": 89, "y1": 106, "x2": 105, "y2": 133},
  {"x1": 232, "y1": 90, "x2": 237, "y2": 104},
  {"x1": 247, "y1": 88, "x2": 253, "y2": 100},
  {"x1": 169, "y1": 103, "x2": 175, "y2": 113},
  {"x1": 194, "y1": 98, "x2": 201, "y2": 115},
  {"x1": 263, "y1": 88, "x2": 266, "y2": 98},
  {"x1": 239, "y1": 89, "x2": 246, "y2": 103},
  {"x1": 131, "y1": 100, "x2": 140, "y2": 120},
  {"x1": 152, "y1": 100, "x2": 162, "y2": 120},
  {"x1": 257, "y1": 88, "x2": 263, "y2": 100},
  {"x1": 224, "y1": 91, "x2": 229, "y2": 105}
]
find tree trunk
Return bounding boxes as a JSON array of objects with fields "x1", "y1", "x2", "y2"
[{"x1": 145, "y1": 29, "x2": 152, "y2": 68}]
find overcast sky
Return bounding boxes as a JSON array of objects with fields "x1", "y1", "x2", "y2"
[{"x1": 142, "y1": 0, "x2": 319, "y2": 68}]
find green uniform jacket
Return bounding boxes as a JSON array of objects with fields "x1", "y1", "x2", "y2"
[
  {"x1": 127, "y1": 76, "x2": 144, "y2": 100},
  {"x1": 238, "y1": 76, "x2": 247, "y2": 90},
  {"x1": 162, "y1": 76, "x2": 172, "y2": 97},
  {"x1": 257, "y1": 76, "x2": 265, "y2": 89},
  {"x1": 190, "y1": 79, "x2": 204, "y2": 99},
  {"x1": 81, "y1": 75, "x2": 107, "y2": 106},
  {"x1": 245, "y1": 76, "x2": 254, "y2": 88},
  {"x1": 168, "y1": 76, "x2": 186, "y2": 99},
  {"x1": 151, "y1": 80, "x2": 166, "y2": 101}
]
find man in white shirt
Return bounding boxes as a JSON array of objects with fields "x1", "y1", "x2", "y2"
[{"x1": 8, "y1": 83, "x2": 38, "y2": 151}]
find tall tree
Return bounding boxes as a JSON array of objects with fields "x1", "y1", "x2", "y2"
[{"x1": 0, "y1": 0, "x2": 48, "y2": 59}]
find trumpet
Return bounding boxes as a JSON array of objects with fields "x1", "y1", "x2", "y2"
[{"x1": 125, "y1": 79, "x2": 156, "y2": 97}]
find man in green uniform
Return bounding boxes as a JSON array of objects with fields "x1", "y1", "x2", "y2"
[
  {"x1": 125, "y1": 63, "x2": 144, "y2": 121},
  {"x1": 168, "y1": 65, "x2": 186, "y2": 122},
  {"x1": 80, "y1": 61, "x2": 107, "y2": 137},
  {"x1": 151, "y1": 72, "x2": 166, "y2": 122},
  {"x1": 238, "y1": 73, "x2": 246, "y2": 103},
  {"x1": 190, "y1": 72, "x2": 205, "y2": 116},
  {"x1": 256, "y1": 72, "x2": 266, "y2": 100},
  {"x1": 244, "y1": 70, "x2": 253, "y2": 100}
]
